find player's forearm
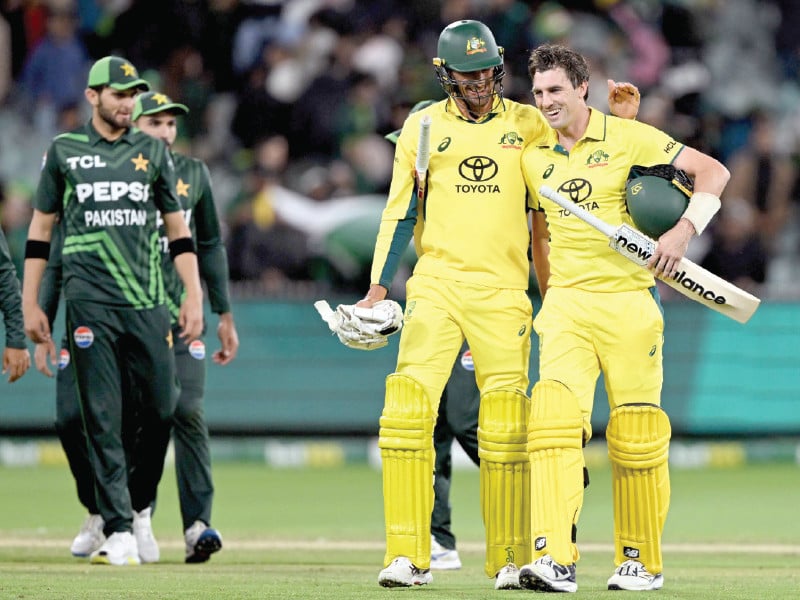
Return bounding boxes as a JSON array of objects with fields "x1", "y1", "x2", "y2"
[
  {"x1": 198, "y1": 244, "x2": 231, "y2": 314},
  {"x1": 23, "y1": 211, "x2": 55, "y2": 308},
  {"x1": 172, "y1": 253, "x2": 203, "y2": 303},
  {"x1": 22, "y1": 259, "x2": 47, "y2": 309},
  {"x1": 532, "y1": 249, "x2": 550, "y2": 299}
]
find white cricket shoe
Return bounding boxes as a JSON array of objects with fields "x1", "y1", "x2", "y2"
[
  {"x1": 519, "y1": 555, "x2": 577, "y2": 593},
  {"x1": 185, "y1": 520, "x2": 223, "y2": 563},
  {"x1": 607, "y1": 559, "x2": 664, "y2": 591},
  {"x1": 89, "y1": 531, "x2": 140, "y2": 565},
  {"x1": 71, "y1": 513, "x2": 105, "y2": 557},
  {"x1": 494, "y1": 562, "x2": 521, "y2": 590},
  {"x1": 430, "y1": 535, "x2": 462, "y2": 570},
  {"x1": 133, "y1": 507, "x2": 159, "y2": 563},
  {"x1": 378, "y1": 557, "x2": 433, "y2": 587}
]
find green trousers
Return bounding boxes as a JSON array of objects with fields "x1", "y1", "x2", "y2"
[
  {"x1": 64, "y1": 301, "x2": 177, "y2": 536},
  {"x1": 56, "y1": 312, "x2": 214, "y2": 534}
]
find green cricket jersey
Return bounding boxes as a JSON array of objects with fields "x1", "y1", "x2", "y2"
[
  {"x1": 0, "y1": 228, "x2": 25, "y2": 349},
  {"x1": 157, "y1": 153, "x2": 231, "y2": 324},
  {"x1": 33, "y1": 121, "x2": 182, "y2": 308}
]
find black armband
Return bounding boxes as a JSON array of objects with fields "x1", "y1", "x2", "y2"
[
  {"x1": 25, "y1": 239, "x2": 51, "y2": 260},
  {"x1": 169, "y1": 237, "x2": 196, "y2": 260}
]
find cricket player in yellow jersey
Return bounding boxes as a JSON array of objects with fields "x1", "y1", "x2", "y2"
[
  {"x1": 354, "y1": 21, "x2": 641, "y2": 590},
  {"x1": 519, "y1": 44, "x2": 729, "y2": 593}
]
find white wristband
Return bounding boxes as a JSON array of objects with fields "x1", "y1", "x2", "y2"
[{"x1": 681, "y1": 192, "x2": 721, "y2": 235}]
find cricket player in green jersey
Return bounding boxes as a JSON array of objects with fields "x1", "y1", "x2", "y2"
[
  {"x1": 22, "y1": 56, "x2": 204, "y2": 567},
  {"x1": 359, "y1": 20, "x2": 641, "y2": 590},
  {"x1": 0, "y1": 227, "x2": 30, "y2": 382},
  {"x1": 36, "y1": 90, "x2": 238, "y2": 564},
  {"x1": 518, "y1": 44, "x2": 729, "y2": 593},
  {"x1": 133, "y1": 90, "x2": 238, "y2": 563}
]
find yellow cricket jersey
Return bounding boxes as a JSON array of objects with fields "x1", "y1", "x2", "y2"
[
  {"x1": 522, "y1": 108, "x2": 684, "y2": 293},
  {"x1": 371, "y1": 98, "x2": 550, "y2": 291}
]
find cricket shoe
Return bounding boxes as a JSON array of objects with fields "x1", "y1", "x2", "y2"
[
  {"x1": 185, "y1": 520, "x2": 223, "y2": 563},
  {"x1": 607, "y1": 560, "x2": 664, "y2": 591},
  {"x1": 430, "y1": 535, "x2": 462, "y2": 570},
  {"x1": 71, "y1": 513, "x2": 105, "y2": 557},
  {"x1": 519, "y1": 555, "x2": 577, "y2": 593},
  {"x1": 494, "y1": 562, "x2": 521, "y2": 590},
  {"x1": 378, "y1": 557, "x2": 433, "y2": 587},
  {"x1": 89, "y1": 531, "x2": 140, "y2": 565},
  {"x1": 133, "y1": 507, "x2": 159, "y2": 563}
]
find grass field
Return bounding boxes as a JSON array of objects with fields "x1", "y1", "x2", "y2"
[{"x1": 0, "y1": 458, "x2": 798, "y2": 598}]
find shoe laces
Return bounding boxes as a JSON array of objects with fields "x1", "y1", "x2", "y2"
[
  {"x1": 538, "y1": 555, "x2": 575, "y2": 579},
  {"x1": 617, "y1": 560, "x2": 649, "y2": 578},
  {"x1": 498, "y1": 562, "x2": 519, "y2": 576}
]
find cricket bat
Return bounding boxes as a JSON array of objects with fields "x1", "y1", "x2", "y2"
[
  {"x1": 539, "y1": 185, "x2": 761, "y2": 324},
  {"x1": 415, "y1": 115, "x2": 431, "y2": 201}
]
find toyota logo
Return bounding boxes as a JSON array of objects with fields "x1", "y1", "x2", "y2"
[
  {"x1": 459, "y1": 156, "x2": 498, "y2": 182},
  {"x1": 557, "y1": 179, "x2": 592, "y2": 203}
]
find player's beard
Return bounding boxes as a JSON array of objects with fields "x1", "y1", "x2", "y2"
[
  {"x1": 457, "y1": 82, "x2": 498, "y2": 119},
  {"x1": 97, "y1": 101, "x2": 131, "y2": 133}
]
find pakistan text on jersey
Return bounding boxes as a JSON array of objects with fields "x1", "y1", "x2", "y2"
[{"x1": 84, "y1": 209, "x2": 147, "y2": 227}]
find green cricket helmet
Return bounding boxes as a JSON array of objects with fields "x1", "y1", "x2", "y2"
[
  {"x1": 625, "y1": 164, "x2": 693, "y2": 238},
  {"x1": 433, "y1": 20, "x2": 504, "y2": 106}
]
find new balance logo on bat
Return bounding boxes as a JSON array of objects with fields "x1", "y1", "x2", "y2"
[
  {"x1": 668, "y1": 269, "x2": 728, "y2": 305},
  {"x1": 613, "y1": 224, "x2": 655, "y2": 267},
  {"x1": 614, "y1": 226, "x2": 729, "y2": 305},
  {"x1": 615, "y1": 240, "x2": 729, "y2": 304}
]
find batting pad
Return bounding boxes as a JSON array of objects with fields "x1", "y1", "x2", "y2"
[
  {"x1": 606, "y1": 404, "x2": 671, "y2": 574},
  {"x1": 378, "y1": 374, "x2": 435, "y2": 568},
  {"x1": 478, "y1": 387, "x2": 531, "y2": 577},
  {"x1": 527, "y1": 380, "x2": 585, "y2": 566}
]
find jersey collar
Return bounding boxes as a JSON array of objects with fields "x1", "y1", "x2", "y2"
[
  {"x1": 445, "y1": 97, "x2": 502, "y2": 124},
  {"x1": 539, "y1": 107, "x2": 608, "y2": 150},
  {"x1": 85, "y1": 120, "x2": 136, "y2": 146}
]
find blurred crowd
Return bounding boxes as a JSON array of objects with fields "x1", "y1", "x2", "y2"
[{"x1": 1, "y1": 0, "x2": 799, "y2": 299}]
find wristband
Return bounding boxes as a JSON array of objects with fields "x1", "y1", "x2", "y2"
[
  {"x1": 25, "y1": 239, "x2": 51, "y2": 260},
  {"x1": 169, "y1": 237, "x2": 196, "y2": 260},
  {"x1": 681, "y1": 192, "x2": 721, "y2": 235}
]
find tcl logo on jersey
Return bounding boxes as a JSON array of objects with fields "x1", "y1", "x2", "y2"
[
  {"x1": 66, "y1": 155, "x2": 107, "y2": 170},
  {"x1": 75, "y1": 181, "x2": 151, "y2": 203},
  {"x1": 189, "y1": 340, "x2": 206, "y2": 360},
  {"x1": 73, "y1": 326, "x2": 94, "y2": 349},
  {"x1": 460, "y1": 349, "x2": 475, "y2": 372},
  {"x1": 58, "y1": 348, "x2": 70, "y2": 370}
]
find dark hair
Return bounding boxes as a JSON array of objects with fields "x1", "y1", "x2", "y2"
[{"x1": 528, "y1": 44, "x2": 590, "y2": 101}]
